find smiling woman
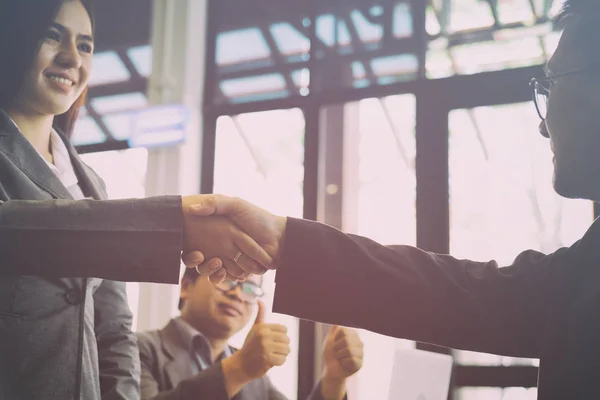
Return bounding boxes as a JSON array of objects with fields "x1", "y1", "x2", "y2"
[{"x1": 0, "y1": 0, "x2": 94, "y2": 139}]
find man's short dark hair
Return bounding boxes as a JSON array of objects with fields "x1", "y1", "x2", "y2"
[{"x1": 556, "y1": 0, "x2": 598, "y2": 23}]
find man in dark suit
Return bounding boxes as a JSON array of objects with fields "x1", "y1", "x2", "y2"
[
  {"x1": 184, "y1": 2, "x2": 600, "y2": 399},
  {"x1": 137, "y1": 269, "x2": 363, "y2": 400}
]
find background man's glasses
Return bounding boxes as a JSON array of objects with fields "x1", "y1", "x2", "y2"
[{"x1": 215, "y1": 279, "x2": 264, "y2": 303}]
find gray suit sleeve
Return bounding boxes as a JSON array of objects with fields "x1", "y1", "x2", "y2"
[
  {"x1": 265, "y1": 377, "x2": 289, "y2": 400},
  {"x1": 0, "y1": 196, "x2": 183, "y2": 283},
  {"x1": 137, "y1": 333, "x2": 162, "y2": 400},
  {"x1": 138, "y1": 334, "x2": 229, "y2": 400},
  {"x1": 94, "y1": 280, "x2": 140, "y2": 400},
  {"x1": 305, "y1": 380, "x2": 348, "y2": 400}
]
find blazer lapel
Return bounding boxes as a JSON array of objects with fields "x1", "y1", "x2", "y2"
[
  {"x1": 160, "y1": 321, "x2": 195, "y2": 389},
  {"x1": 0, "y1": 112, "x2": 72, "y2": 200}
]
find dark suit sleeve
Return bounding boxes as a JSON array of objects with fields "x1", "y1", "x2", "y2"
[
  {"x1": 94, "y1": 280, "x2": 140, "y2": 400},
  {"x1": 274, "y1": 218, "x2": 579, "y2": 359},
  {"x1": 138, "y1": 333, "x2": 229, "y2": 400},
  {"x1": 0, "y1": 196, "x2": 182, "y2": 283}
]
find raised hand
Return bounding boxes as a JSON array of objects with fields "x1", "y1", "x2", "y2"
[
  {"x1": 221, "y1": 301, "x2": 291, "y2": 397},
  {"x1": 181, "y1": 195, "x2": 273, "y2": 278},
  {"x1": 184, "y1": 195, "x2": 287, "y2": 276},
  {"x1": 320, "y1": 326, "x2": 364, "y2": 400}
]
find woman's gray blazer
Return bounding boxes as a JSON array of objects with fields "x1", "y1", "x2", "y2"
[{"x1": 0, "y1": 110, "x2": 183, "y2": 400}]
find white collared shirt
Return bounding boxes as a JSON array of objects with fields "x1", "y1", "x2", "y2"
[
  {"x1": 172, "y1": 316, "x2": 233, "y2": 372},
  {"x1": 43, "y1": 129, "x2": 86, "y2": 201}
]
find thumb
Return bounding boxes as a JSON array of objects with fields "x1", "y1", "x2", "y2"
[
  {"x1": 189, "y1": 194, "x2": 241, "y2": 217},
  {"x1": 254, "y1": 299, "x2": 265, "y2": 326},
  {"x1": 329, "y1": 325, "x2": 340, "y2": 337},
  {"x1": 187, "y1": 195, "x2": 218, "y2": 216},
  {"x1": 324, "y1": 325, "x2": 339, "y2": 343},
  {"x1": 333, "y1": 325, "x2": 347, "y2": 340}
]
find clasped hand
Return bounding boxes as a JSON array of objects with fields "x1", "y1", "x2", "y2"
[{"x1": 180, "y1": 194, "x2": 286, "y2": 281}]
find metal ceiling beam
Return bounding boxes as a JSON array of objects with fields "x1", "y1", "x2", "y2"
[
  {"x1": 116, "y1": 48, "x2": 143, "y2": 81},
  {"x1": 258, "y1": 25, "x2": 298, "y2": 94},
  {"x1": 442, "y1": 46, "x2": 490, "y2": 161},
  {"x1": 342, "y1": 14, "x2": 377, "y2": 85},
  {"x1": 441, "y1": 0, "x2": 452, "y2": 35},
  {"x1": 215, "y1": 36, "x2": 416, "y2": 81},
  {"x1": 339, "y1": 7, "x2": 410, "y2": 165},
  {"x1": 381, "y1": 0, "x2": 395, "y2": 46},
  {"x1": 87, "y1": 78, "x2": 148, "y2": 99},
  {"x1": 207, "y1": 64, "x2": 542, "y2": 116},
  {"x1": 410, "y1": 0, "x2": 427, "y2": 79},
  {"x1": 84, "y1": 104, "x2": 116, "y2": 141},
  {"x1": 444, "y1": 20, "x2": 553, "y2": 47},
  {"x1": 527, "y1": 0, "x2": 538, "y2": 18},
  {"x1": 543, "y1": 0, "x2": 554, "y2": 19},
  {"x1": 214, "y1": 0, "x2": 408, "y2": 32},
  {"x1": 484, "y1": 0, "x2": 501, "y2": 27}
]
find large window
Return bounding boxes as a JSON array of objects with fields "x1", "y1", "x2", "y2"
[
  {"x1": 212, "y1": 109, "x2": 305, "y2": 398},
  {"x1": 74, "y1": 45, "x2": 152, "y2": 152},
  {"x1": 202, "y1": 0, "x2": 582, "y2": 399},
  {"x1": 449, "y1": 103, "x2": 592, "y2": 266},
  {"x1": 336, "y1": 94, "x2": 417, "y2": 399}
]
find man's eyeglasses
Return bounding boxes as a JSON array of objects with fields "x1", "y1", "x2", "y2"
[
  {"x1": 215, "y1": 279, "x2": 264, "y2": 303},
  {"x1": 530, "y1": 64, "x2": 600, "y2": 121}
]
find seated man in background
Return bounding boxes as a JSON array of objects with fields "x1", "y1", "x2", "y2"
[{"x1": 137, "y1": 268, "x2": 364, "y2": 400}]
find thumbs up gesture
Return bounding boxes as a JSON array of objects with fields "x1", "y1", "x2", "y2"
[
  {"x1": 227, "y1": 300, "x2": 291, "y2": 382},
  {"x1": 322, "y1": 326, "x2": 364, "y2": 381}
]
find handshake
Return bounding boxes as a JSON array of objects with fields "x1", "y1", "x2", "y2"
[{"x1": 180, "y1": 194, "x2": 287, "y2": 282}]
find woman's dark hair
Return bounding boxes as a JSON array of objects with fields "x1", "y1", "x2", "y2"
[{"x1": 0, "y1": 0, "x2": 95, "y2": 138}]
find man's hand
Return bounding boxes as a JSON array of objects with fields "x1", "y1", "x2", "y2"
[
  {"x1": 183, "y1": 195, "x2": 287, "y2": 279},
  {"x1": 181, "y1": 250, "x2": 228, "y2": 283},
  {"x1": 188, "y1": 195, "x2": 287, "y2": 262},
  {"x1": 181, "y1": 195, "x2": 273, "y2": 279},
  {"x1": 320, "y1": 326, "x2": 364, "y2": 400},
  {"x1": 221, "y1": 301, "x2": 290, "y2": 397}
]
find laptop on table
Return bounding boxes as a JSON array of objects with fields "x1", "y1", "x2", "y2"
[{"x1": 387, "y1": 348, "x2": 453, "y2": 400}]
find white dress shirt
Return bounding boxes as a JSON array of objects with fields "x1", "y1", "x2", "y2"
[{"x1": 42, "y1": 129, "x2": 86, "y2": 200}]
